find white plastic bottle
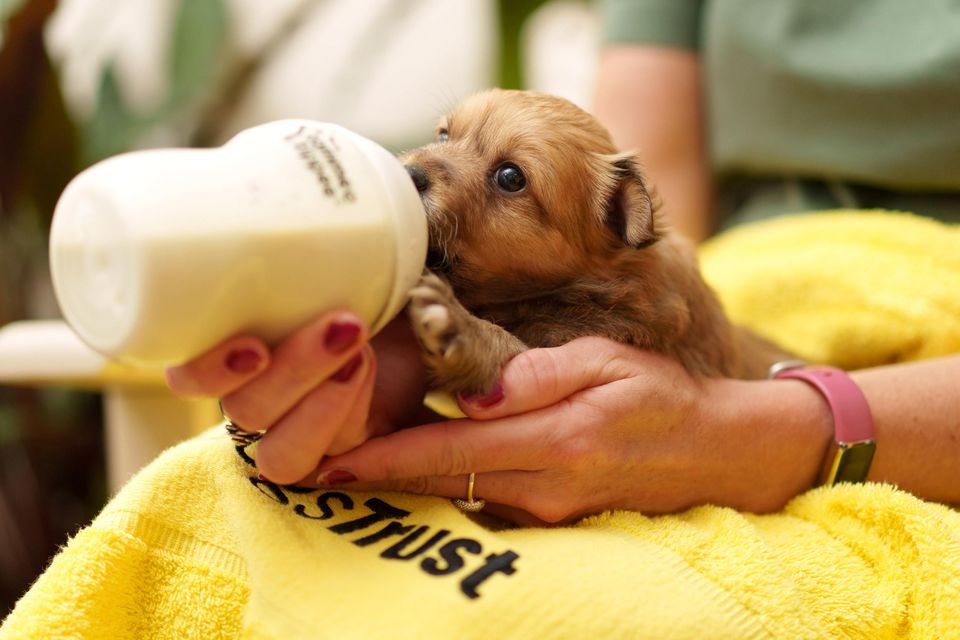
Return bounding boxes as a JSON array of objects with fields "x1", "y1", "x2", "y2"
[{"x1": 49, "y1": 121, "x2": 427, "y2": 365}]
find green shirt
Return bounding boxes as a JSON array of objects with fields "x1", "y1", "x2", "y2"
[{"x1": 602, "y1": 0, "x2": 960, "y2": 224}]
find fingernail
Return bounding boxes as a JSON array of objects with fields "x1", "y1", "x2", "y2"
[
  {"x1": 257, "y1": 473, "x2": 268, "y2": 481},
  {"x1": 226, "y1": 349, "x2": 262, "y2": 374},
  {"x1": 331, "y1": 353, "x2": 364, "y2": 383},
  {"x1": 317, "y1": 469, "x2": 357, "y2": 485},
  {"x1": 459, "y1": 381, "x2": 504, "y2": 408},
  {"x1": 324, "y1": 321, "x2": 362, "y2": 354}
]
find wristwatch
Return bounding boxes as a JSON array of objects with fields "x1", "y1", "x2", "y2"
[{"x1": 768, "y1": 360, "x2": 876, "y2": 486}]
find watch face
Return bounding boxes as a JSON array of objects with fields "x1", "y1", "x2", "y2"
[{"x1": 832, "y1": 441, "x2": 877, "y2": 485}]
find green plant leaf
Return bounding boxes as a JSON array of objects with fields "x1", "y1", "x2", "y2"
[
  {"x1": 168, "y1": 0, "x2": 227, "y2": 108},
  {"x1": 496, "y1": 0, "x2": 552, "y2": 89},
  {"x1": 82, "y1": 0, "x2": 227, "y2": 163},
  {"x1": 83, "y1": 64, "x2": 152, "y2": 164}
]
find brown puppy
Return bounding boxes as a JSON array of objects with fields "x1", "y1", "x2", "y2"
[{"x1": 400, "y1": 89, "x2": 786, "y2": 394}]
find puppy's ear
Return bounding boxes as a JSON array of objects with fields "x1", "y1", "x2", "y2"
[{"x1": 600, "y1": 153, "x2": 660, "y2": 249}]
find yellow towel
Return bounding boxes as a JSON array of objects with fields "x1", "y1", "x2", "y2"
[
  {"x1": 699, "y1": 209, "x2": 960, "y2": 368},
  {"x1": 3, "y1": 210, "x2": 960, "y2": 639}
]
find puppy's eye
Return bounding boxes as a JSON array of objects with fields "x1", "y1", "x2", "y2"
[
  {"x1": 437, "y1": 128, "x2": 449, "y2": 142},
  {"x1": 494, "y1": 163, "x2": 526, "y2": 193}
]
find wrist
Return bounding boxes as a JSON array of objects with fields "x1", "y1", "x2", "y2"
[
  {"x1": 696, "y1": 377, "x2": 834, "y2": 512},
  {"x1": 771, "y1": 364, "x2": 876, "y2": 486}
]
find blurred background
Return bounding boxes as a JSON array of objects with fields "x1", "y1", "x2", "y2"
[{"x1": 0, "y1": 0, "x2": 602, "y2": 615}]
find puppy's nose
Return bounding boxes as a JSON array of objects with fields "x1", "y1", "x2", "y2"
[{"x1": 405, "y1": 164, "x2": 430, "y2": 194}]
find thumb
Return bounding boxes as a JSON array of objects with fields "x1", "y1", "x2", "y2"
[{"x1": 457, "y1": 336, "x2": 633, "y2": 419}]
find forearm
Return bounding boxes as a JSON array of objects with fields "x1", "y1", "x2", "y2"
[
  {"x1": 851, "y1": 356, "x2": 960, "y2": 503},
  {"x1": 698, "y1": 376, "x2": 833, "y2": 513},
  {"x1": 593, "y1": 46, "x2": 713, "y2": 242},
  {"x1": 701, "y1": 355, "x2": 960, "y2": 512}
]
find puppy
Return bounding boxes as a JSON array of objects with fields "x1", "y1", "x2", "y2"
[{"x1": 399, "y1": 89, "x2": 787, "y2": 394}]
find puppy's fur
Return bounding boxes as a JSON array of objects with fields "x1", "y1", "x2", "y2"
[{"x1": 400, "y1": 89, "x2": 787, "y2": 393}]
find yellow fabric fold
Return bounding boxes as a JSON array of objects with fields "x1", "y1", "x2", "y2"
[
  {"x1": 699, "y1": 209, "x2": 960, "y2": 368},
  {"x1": 3, "y1": 210, "x2": 959, "y2": 639}
]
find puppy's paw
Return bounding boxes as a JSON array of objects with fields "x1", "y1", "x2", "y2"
[{"x1": 408, "y1": 273, "x2": 469, "y2": 365}]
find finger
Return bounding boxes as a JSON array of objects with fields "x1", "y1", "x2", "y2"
[
  {"x1": 481, "y1": 503, "x2": 553, "y2": 527},
  {"x1": 326, "y1": 346, "x2": 378, "y2": 455},
  {"x1": 338, "y1": 471, "x2": 582, "y2": 526},
  {"x1": 331, "y1": 472, "x2": 573, "y2": 524},
  {"x1": 457, "y1": 336, "x2": 634, "y2": 419},
  {"x1": 313, "y1": 413, "x2": 554, "y2": 485},
  {"x1": 296, "y1": 352, "x2": 379, "y2": 482},
  {"x1": 220, "y1": 310, "x2": 368, "y2": 431},
  {"x1": 255, "y1": 347, "x2": 372, "y2": 484},
  {"x1": 164, "y1": 335, "x2": 270, "y2": 398},
  {"x1": 324, "y1": 470, "x2": 537, "y2": 509}
]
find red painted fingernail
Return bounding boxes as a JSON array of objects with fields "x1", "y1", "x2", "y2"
[
  {"x1": 459, "y1": 381, "x2": 504, "y2": 408},
  {"x1": 332, "y1": 353, "x2": 364, "y2": 383},
  {"x1": 226, "y1": 349, "x2": 262, "y2": 374},
  {"x1": 317, "y1": 469, "x2": 357, "y2": 485},
  {"x1": 257, "y1": 473, "x2": 268, "y2": 481},
  {"x1": 324, "y1": 321, "x2": 362, "y2": 354}
]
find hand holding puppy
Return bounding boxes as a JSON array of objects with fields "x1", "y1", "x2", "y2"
[
  {"x1": 308, "y1": 338, "x2": 960, "y2": 524},
  {"x1": 166, "y1": 325, "x2": 960, "y2": 523},
  {"x1": 164, "y1": 313, "x2": 430, "y2": 485},
  {"x1": 310, "y1": 336, "x2": 835, "y2": 525}
]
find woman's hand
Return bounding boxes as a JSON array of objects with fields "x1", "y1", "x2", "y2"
[
  {"x1": 311, "y1": 337, "x2": 834, "y2": 524},
  {"x1": 164, "y1": 312, "x2": 431, "y2": 485}
]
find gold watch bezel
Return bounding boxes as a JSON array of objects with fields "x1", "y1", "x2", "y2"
[{"x1": 824, "y1": 440, "x2": 877, "y2": 486}]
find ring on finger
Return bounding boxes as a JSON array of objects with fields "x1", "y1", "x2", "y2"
[
  {"x1": 218, "y1": 399, "x2": 232, "y2": 422},
  {"x1": 220, "y1": 401, "x2": 264, "y2": 445},
  {"x1": 452, "y1": 473, "x2": 486, "y2": 512},
  {"x1": 218, "y1": 399, "x2": 243, "y2": 428}
]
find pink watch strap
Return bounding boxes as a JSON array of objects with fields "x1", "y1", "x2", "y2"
[{"x1": 773, "y1": 366, "x2": 875, "y2": 443}]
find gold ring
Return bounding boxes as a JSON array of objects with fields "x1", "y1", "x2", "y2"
[{"x1": 452, "y1": 473, "x2": 486, "y2": 512}]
